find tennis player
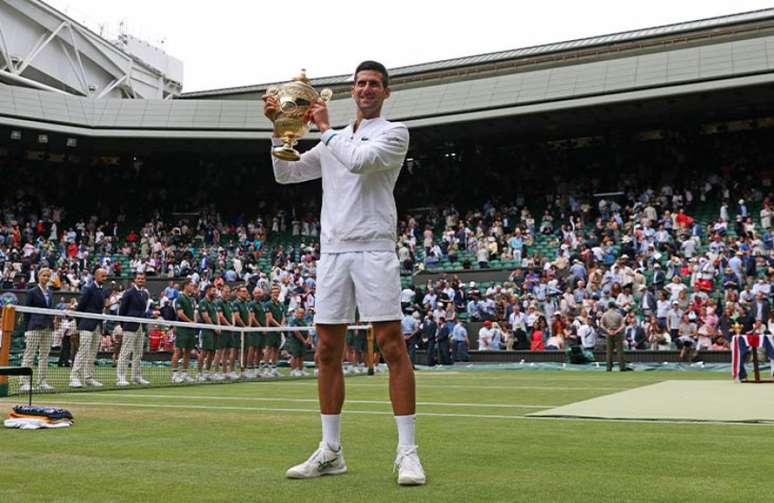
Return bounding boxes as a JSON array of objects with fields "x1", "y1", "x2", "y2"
[{"x1": 264, "y1": 60, "x2": 425, "y2": 485}]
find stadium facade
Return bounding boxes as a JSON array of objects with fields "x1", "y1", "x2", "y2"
[{"x1": 0, "y1": 4, "x2": 773, "y2": 149}]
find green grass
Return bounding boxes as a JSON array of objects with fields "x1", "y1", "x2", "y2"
[{"x1": 2, "y1": 370, "x2": 774, "y2": 502}]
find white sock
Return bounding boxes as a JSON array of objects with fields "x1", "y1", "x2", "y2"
[
  {"x1": 321, "y1": 414, "x2": 341, "y2": 450},
  {"x1": 395, "y1": 414, "x2": 416, "y2": 448}
]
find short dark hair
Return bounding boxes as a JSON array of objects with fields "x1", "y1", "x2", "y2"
[{"x1": 355, "y1": 60, "x2": 389, "y2": 87}]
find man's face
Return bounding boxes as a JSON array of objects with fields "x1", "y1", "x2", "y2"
[
  {"x1": 253, "y1": 288, "x2": 263, "y2": 301},
  {"x1": 238, "y1": 287, "x2": 248, "y2": 300},
  {"x1": 271, "y1": 288, "x2": 280, "y2": 301},
  {"x1": 95, "y1": 269, "x2": 107, "y2": 284},
  {"x1": 223, "y1": 286, "x2": 232, "y2": 300},
  {"x1": 184, "y1": 283, "x2": 194, "y2": 295},
  {"x1": 135, "y1": 274, "x2": 146, "y2": 288},
  {"x1": 38, "y1": 270, "x2": 51, "y2": 285},
  {"x1": 351, "y1": 70, "x2": 389, "y2": 117}
]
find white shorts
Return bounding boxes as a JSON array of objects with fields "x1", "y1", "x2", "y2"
[{"x1": 314, "y1": 251, "x2": 402, "y2": 324}]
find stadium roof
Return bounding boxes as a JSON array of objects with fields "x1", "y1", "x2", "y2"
[
  {"x1": 3, "y1": 8, "x2": 774, "y2": 140},
  {"x1": 181, "y1": 8, "x2": 774, "y2": 98}
]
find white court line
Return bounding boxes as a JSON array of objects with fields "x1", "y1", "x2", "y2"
[
  {"x1": 18, "y1": 399, "x2": 774, "y2": 427},
  {"x1": 58, "y1": 393, "x2": 558, "y2": 409},
  {"x1": 265, "y1": 382, "x2": 629, "y2": 391},
  {"x1": 24, "y1": 399, "x2": 525, "y2": 419}
]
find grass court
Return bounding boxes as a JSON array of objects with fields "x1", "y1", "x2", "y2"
[{"x1": 2, "y1": 369, "x2": 774, "y2": 502}]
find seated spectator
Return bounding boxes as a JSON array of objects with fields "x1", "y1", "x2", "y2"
[
  {"x1": 710, "y1": 336, "x2": 730, "y2": 351},
  {"x1": 530, "y1": 318, "x2": 546, "y2": 351}
]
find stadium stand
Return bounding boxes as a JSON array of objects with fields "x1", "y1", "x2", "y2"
[{"x1": 3, "y1": 7, "x2": 774, "y2": 394}]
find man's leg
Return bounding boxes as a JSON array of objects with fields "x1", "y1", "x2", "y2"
[
  {"x1": 373, "y1": 321, "x2": 415, "y2": 416},
  {"x1": 87, "y1": 330, "x2": 102, "y2": 382},
  {"x1": 439, "y1": 339, "x2": 450, "y2": 365},
  {"x1": 617, "y1": 334, "x2": 627, "y2": 370},
  {"x1": 116, "y1": 331, "x2": 135, "y2": 384},
  {"x1": 406, "y1": 339, "x2": 416, "y2": 366},
  {"x1": 38, "y1": 330, "x2": 53, "y2": 386},
  {"x1": 70, "y1": 330, "x2": 92, "y2": 386},
  {"x1": 131, "y1": 331, "x2": 145, "y2": 382},
  {"x1": 605, "y1": 334, "x2": 614, "y2": 371},
  {"x1": 426, "y1": 339, "x2": 436, "y2": 367},
  {"x1": 373, "y1": 320, "x2": 425, "y2": 485},
  {"x1": 285, "y1": 323, "x2": 348, "y2": 480},
  {"x1": 171, "y1": 348, "x2": 181, "y2": 381},
  {"x1": 182, "y1": 349, "x2": 191, "y2": 373},
  {"x1": 20, "y1": 331, "x2": 39, "y2": 389},
  {"x1": 316, "y1": 324, "x2": 347, "y2": 414},
  {"x1": 58, "y1": 334, "x2": 70, "y2": 366}
]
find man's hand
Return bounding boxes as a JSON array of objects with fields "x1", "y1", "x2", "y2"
[
  {"x1": 307, "y1": 99, "x2": 331, "y2": 133},
  {"x1": 262, "y1": 95, "x2": 278, "y2": 121}
]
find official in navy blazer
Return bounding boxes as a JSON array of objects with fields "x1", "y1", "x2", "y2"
[
  {"x1": 69, "y1": 268, "x2": 108, "y2": 388},
  {"x1": 20, "y1": 268, "x2": 55, "y2": 391},
  {"x1": 116, "y1": 272, "x2": 150, "y2": 386},
  {"x1": 75, "y1": 270, "x2": 109, "y2": 332}
]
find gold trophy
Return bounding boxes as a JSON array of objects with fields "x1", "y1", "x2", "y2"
[{"x1": 264, "y1": 69, "x2": 333, "y2": 161}]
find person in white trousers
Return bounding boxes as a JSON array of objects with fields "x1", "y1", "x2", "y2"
[
  {"x1": 116, "y1": 272, "x2": 150, "y2": 386},
  {"x1": 20, "y1": 268, "x2": 55, "y2": 391},
  {"x1": 69, "y1": 269, "x2": 108, "y2": 388}
]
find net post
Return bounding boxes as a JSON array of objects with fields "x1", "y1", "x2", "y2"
[
  {"x1": 366, "y1": 324, "x2": 374, "y2": 376},
  {"x1": 752, "y1": 339, "x2": 762, "y2": 383},
  {"x1": 0, "y1": 305, "x2": 17, "y2": 397},
  {"x1": 240, "y1": 331, "x2": 246, "y2": 376}
]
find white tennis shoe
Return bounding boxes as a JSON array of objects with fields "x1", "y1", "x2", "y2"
[
  {"x1": 286, "y1": 442, "x2": 347, "y2": 479},
  {"x1": 394, "y1": 445, "x2": 426, "y2": 486},
  {"x1": 38, "y1": 382, "x2": 54, "y2": 391}
]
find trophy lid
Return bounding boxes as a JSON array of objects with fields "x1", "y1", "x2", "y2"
[{"x1": 293, "y1": 69, "x2": 311, "y2": 85}]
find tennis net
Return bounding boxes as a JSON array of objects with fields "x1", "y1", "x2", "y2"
[{"x1": 0, "y1": 304, "x2": 372, "y2": 396}]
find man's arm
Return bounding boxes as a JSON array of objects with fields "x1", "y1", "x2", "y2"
[
  {"x1": 76, "y1": 285, "x2": 91, "y2": 312},
  {"x1": 234, "y1": 309, "x2": 246, "y2": 327},
  {"x1": 217, "y1": 309, "x2": 232, "y2": 326},
  {"x1": 200, "y1": 306, "x2": 216, "y2": 329},
  {"x1": 271, "y1": 142, "x2": 323, "y2": 184},
  {"x1": 321, "y1": 125, "x2": 409, "y2": 175},
  {"x1": 266, "y1": 311, "x2": 281, "y2": 328},
  {"x1": 175, "y1": 300, "x2": 193, "y2": 323},
  {"x1": 118, "y1": 289, "x2": 130, "y2": 316}
]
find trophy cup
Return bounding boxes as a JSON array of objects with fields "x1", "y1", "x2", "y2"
[{"x1": 264, "y1": 69, "x2": 333, "y2": 161}]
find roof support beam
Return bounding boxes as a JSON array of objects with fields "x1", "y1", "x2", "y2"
[
  {"x1": 0, "y1": 18, "x2": 12, "y2": 72},
  {"x1": 15, "y1": 20, "x2": 68, "y2": 75},
  {"x1": 96, "y1": 74, "x2": 127, "y2": 98},
  {"x1": 0, "y1": 68, "x2": 72, "y2": 95},
  {"x1": 65, "y1": 23, "x2": 89, "y2": 95}
]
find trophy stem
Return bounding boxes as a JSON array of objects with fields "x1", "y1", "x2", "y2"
[{"x1": 272, "y1": 138, "x2": 301, "y2": 161}]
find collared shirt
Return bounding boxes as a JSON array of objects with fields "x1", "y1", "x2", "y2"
[
  {"x1": 272, "y1": 117, "x2": 409, "y2": 254},
  {"x1": 400, "y1": 315, "x2": 418, "y2": 335},
  {"x1": 451, "y1": 324, "x2": 468, "y2": 342}
]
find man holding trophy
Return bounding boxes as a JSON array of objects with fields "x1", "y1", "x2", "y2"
[{"x1": 263, "y1": 61, "x2": 426, "y2": 486}]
